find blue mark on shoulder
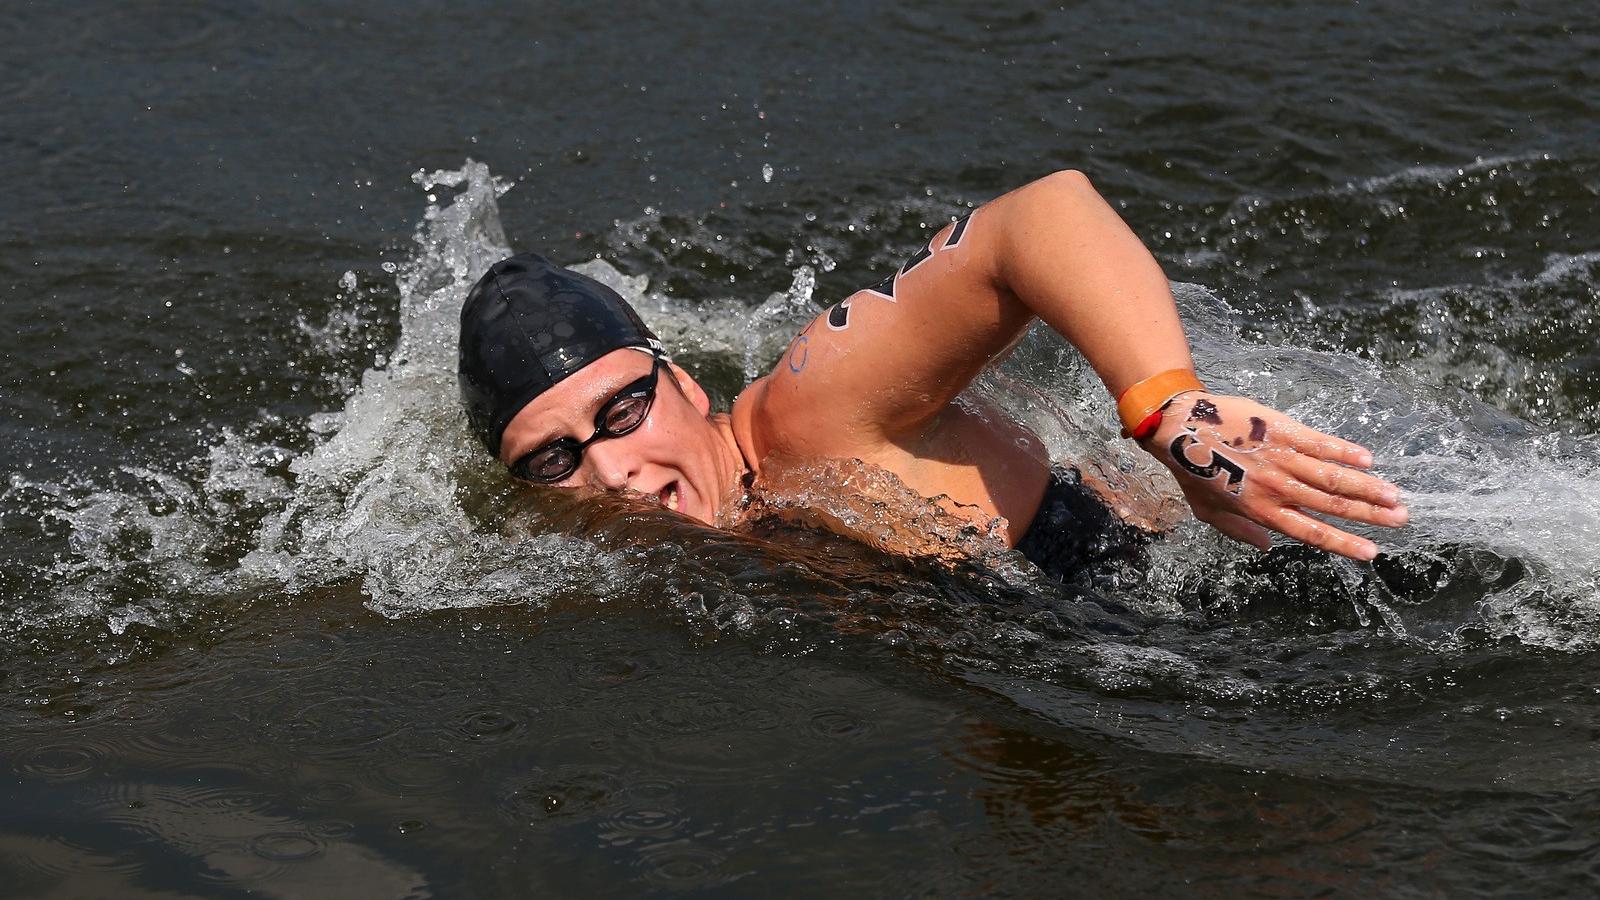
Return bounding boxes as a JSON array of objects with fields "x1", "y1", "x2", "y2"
[{"x1": 787, "y1": 333, "x2": 810, "y2": 373}]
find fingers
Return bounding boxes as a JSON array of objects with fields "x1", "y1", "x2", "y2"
[
  {"x1": 1274, "y1": 420, "x2": 1375, "y2": 469},
  {"x1": 1274, "y1": 478, "x2": 1409, "y2": 528},
  {"x1": 1279, "y1": 453, "x2": 1403, "y2": 508},
  {"x1": 1262, "y1": 465, "x2": 1408, "y2": 529},
  {"x1": 1262, "y1": 507, "x2": 1379, "y2": 561},
  {"x1": 1197, "y1": 508, "x2": 1272, "y2": 551},
  {"x1": 1158, "y1": 401, "x2": 1405, "y2": 560}
]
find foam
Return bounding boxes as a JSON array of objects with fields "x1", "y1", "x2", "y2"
[{"x1": 6, "y1": 157, "x2": 1599, "y2": 661}]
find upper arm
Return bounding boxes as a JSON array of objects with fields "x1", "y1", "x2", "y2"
[
  {"x1": 754, "y1": 199, "x2": 1032, "y2": 458},
  {"x1": 744, "y1": 167, "x2": 1193, "y2": 471}
]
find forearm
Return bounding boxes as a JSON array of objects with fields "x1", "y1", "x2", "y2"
[
  {"x1": 991, "y1": 170, "x2": 1194, "y2": 397},
  {"x1": 984, "y1": 172, "x2": 1405, "y2": 561}
]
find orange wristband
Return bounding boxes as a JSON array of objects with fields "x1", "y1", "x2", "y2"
[{"x1": 1116, "y1": 368, "x2": 1206, "y2": 439}]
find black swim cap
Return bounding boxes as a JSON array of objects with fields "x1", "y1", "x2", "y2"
[{"x1": 458, "y1": 252, "x2": 661, "y2": 457}]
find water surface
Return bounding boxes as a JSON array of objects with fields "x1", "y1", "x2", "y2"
[{"x1": 3, "y1": 1, "x2": 1599, "y2": 896}]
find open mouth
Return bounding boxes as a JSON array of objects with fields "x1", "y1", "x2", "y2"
[{"x1": 657, "y1": 481, "x2": 681, "y2": 512}]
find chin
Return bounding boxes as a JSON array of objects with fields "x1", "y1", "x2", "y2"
[
  {"x1": 681, "y1": 495, "x2": 711, "y2": 525},
  {"x1": 682, "y1": 486, "x2": 717, "y2": 525}
]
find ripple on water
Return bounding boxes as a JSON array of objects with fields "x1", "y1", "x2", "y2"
[
  {"x1": 641, "y1": 689, "x2": 776, "y2": 735},
  {"x1": 86, "y1": 1, "x2": 236, "y2": 55},
  {"x1": 639, "y1": 844, "x2": 730, "y2": 890},
  {"x1": 193, "y1": 842, "x2": 286, "y2": 888},
  {"x1": 788, "y1": 667, "x2": 896, "y2": 712},
  {"x1": 96, "y1": 780, "x2": 281, "y2": 845},
  {"x1": 117, "y1": 708, "x2": 257, "y2": 769},
  {"x1": 81, "y1": 779, "x2": 373, "y2": 893},
  {"x1": 613, "y1": 687, "x2": 804, "y2": 783},
  {"x1": 620, "y1": 778, "x2": 678, "y2": 804},
  {"x1": 395, "y1": 706, "x2": 528, "y2": 761},
  {"x1": 306, "y1": 819, "x2": 356, "y2": 841},
  {"x1": 16, "y1": 742, "x2": 105, "y2": 781},
  {"x1": 261, "y1": 631, "x2": 347, "y2": 672},
  {"x1": 605, "y1": 805, "x2": 686, "y2": 840},
  {"x1": 300, "y1": 780, "x2": 357, "y2": 806},
  {"x1": 454, "y1": 707, "x2": 525, "y2": 743},
  {"x1": 364, "y1": 758, "x2": 461, "y2": 799},
  {"x1": 249, "y1": 831, "x2": 325, "y2": 863},
  {"x1": 499, "y1": 765, "x2": 626, "y2": 824},
  {"x1": 189, "y1": 785, "x2": 282, "y2": 816},
  {"x1": 807, "y1": 709, "x2": 873, "y2": 741},
  {"x1": 8, "y1": 833, "x2": 145, "y2": 881},
  {"x1": 266, "y1": 697, "x2": 399, "y2": 759},
  {"x1": 397, "y1": 678, "x2": 455, "y2": 706},
  {"x1": 386, "y1": 723, "x2": 463, "y2": 761},
  {"x1": 573, "y1": 654, "x2": 651, "y2": 687},
  {"x1": 1111, "y1": 775, "x2": 1375, "y2": 855}
]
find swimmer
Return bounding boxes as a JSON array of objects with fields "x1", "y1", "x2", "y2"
[{"x1": 458, "y1": 170, "x2": 1408, "y2": 569}]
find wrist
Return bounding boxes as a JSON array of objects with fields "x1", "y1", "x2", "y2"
[{"x1": 1116, "y1": 369, "x2": 1206, "y2": 440}]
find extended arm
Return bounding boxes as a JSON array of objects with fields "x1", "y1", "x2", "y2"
[{"x1": 756, "y1": 170, "x2": 1406, "y2": 559}]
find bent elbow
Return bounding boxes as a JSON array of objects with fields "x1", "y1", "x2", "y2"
[
  {"x1": 1041, "y1": 168, "x2": 1093, "y2": 191},
  {"x1": 1033, "y1": 168, "x2": 1099, "y2": 204},
  {"x1": 1010, "y1": 169, "x2": 1102, "y2": 221}
]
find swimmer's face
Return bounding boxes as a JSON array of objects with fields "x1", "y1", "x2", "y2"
[{"x1": 498, "y1": 347, "x2": 730, "y2": 523}]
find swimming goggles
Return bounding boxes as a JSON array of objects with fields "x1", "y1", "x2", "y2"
[{"x1": 510, "y1": 350, "x2": 665, "y2": 484}]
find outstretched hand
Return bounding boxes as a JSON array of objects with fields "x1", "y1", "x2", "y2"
[{"x1": 1140, "y1": 393, "x2": 1407, "y2": 560}]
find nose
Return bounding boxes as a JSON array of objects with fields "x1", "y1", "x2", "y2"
[{"x1": 582, "y1": 437, "x2": 639, "y2": 491}]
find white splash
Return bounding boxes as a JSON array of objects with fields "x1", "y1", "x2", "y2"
[
  {"x1": 9, "y1": 157, "x2": 1600, "y2": 654},
  {"x1": 236, "y1": 161, "x2": 627, "y2": 616}
]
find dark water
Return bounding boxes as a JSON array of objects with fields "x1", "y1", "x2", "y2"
[{"x1": 4, "y1": 0, "x2": 1600, "y2": 895}]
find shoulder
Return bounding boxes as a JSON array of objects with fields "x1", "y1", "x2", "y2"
[
  {"x1": 729, "y1": 376, "x2": 774, "y2": 474},
  {"x1": 729, "y1": 363, "x2": 889, "y2": 476}
]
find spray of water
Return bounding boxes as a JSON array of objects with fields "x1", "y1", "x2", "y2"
[{"x1": 5, "y1": 158, "x2": 1598, "y2": 662}]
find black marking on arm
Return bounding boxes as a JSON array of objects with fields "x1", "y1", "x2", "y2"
[
  {"x1": 898, "y1": 239, "x2": 934, "y2": 278},
  {"x1": 827, "y1": 301, "x2": 852, "y2": 330},
  {"x1": 844, "y1": 212, "x2": 976, "y2": 325},
  {"x1": 1248, "y1": 417, "x2": 1267, "y2": 443},
  {"x1": 864, "y1": 273, "x2": 896, "y2": 302},
  {"x1": 944, "y1": 213, "x2": 971, "y2": 249},
  {"x1": 1188, "y1": 398, "x2": 1223, "y2": 425},
  {"x1": 1170, "y1": 428, "x2": 1245, "y2": 494}
]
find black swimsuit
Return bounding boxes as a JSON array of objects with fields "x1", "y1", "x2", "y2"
[{"x1": 1014, "y1": 466, "x2": 1152, "y2": 589}]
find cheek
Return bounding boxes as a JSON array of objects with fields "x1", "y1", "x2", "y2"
[
  {"x1": 644, "y1": 408, "x2": 708, "y2": 467},
  {"x1": 639, "y1": 411, "x2": 691, "y2": 459}
]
